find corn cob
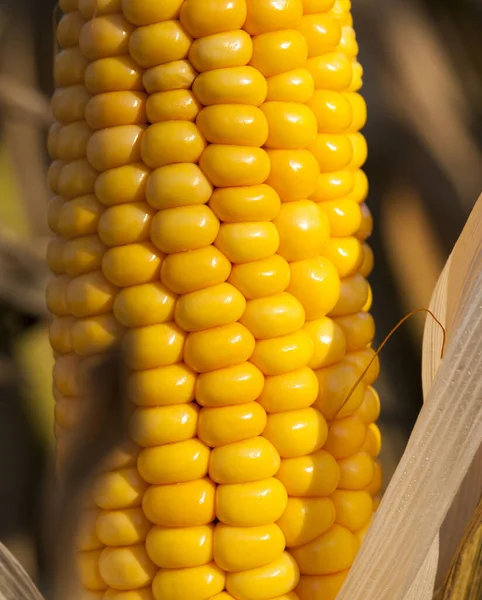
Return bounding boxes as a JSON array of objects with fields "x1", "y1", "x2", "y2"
[{"x1": 48, "y1": 1, "x2": 381, "y2": 599}]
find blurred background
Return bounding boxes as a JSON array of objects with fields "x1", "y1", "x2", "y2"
[{"x1": 0, "y1": 0, "x2": 481, "y2": 588}]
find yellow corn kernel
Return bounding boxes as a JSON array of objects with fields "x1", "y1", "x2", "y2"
[
  {"x1": 303, "y1": 317, "x2": 346, "y2": 370},
  {"x1": 96, "y1": 508, "x2": 151, "y2": 546},
  {"x1": 114, "y1": 282, "x2": 176, "y2": 328},
  {"x1": 363, "y1": 423, "x2": 382, "y2": 458},
  {"x1": 329, "y1": 273, "x2": 369, "y2": 317},
  {"x1": 85, "y1": 56, "x2": 143, "y2": 94},
  {"x1": 355, "y1": 517, "x2": 372, "y2": 546},
  {"x1": 98, "y1": 202, "x2": 154, "y2": 246},
  {"x1": 103, "y1": 589, "x2": 154, "y2": 600},
  {"x1": 226, "y1": 552, "x2": 300, "y2": 600},
  {"x1": 334, "y1": 311, "x2": 375, "y2": 351},
  {"x1": 201, "y1": 144, "x2": 271, "y2": 187},
  {"x1": 46, "y1": 236, "x2": 66, "y2": 275},
  {"x1": 277, "y1": 497, "x2": 335, "y2": 548},
  {"x1": 297, "y1": 15, "x2": 341, "y2": 59},
  {"x1": 128, "y1": 363, "x2": 196, "y2": 407},
  {"x1": 228, "y1": 255, "x2": 290, "y2": 300},
  {"x1": 306, "y1": 52, "x2": 352, "y2": 91},
  {"x1": 197, "y1": 104, "x2": 268, "y2": 147},
  {"x1": 151, "y1": 205, "x2": 219, "y2": 254},
  {"x1": 79, "y1": 0, "x2": 121, "y2": 18},
  {"x1": 49, "y1": 316, "x2": 75, "y2": 355},
  {"x1": 100, "y1": 441, "x2": 140, "y2": 471},
  {"x1": 95, "y1": 163, "x2": 149, "y2": 206},
  {"x1": 318, "y1": 199, "x2": 362, "y2": 238},
  {"x1": 122, "y1": 0, "x2": 183, "y2": 25},
  {"x1": 77, "y1": 508, "x2": 103, "y2": 551},
  {"x1": 46, "y1": 275, "x2": 70, "y2": 315},
  {"x1": 85, "y1": 91, "x2": 147, "y2": 129},
  {"x1": 53, "y1": 353, "x2": 83, "y2": 396},
  {"x1": 56, "y1": 121, "x2": 92, "y2": 162},
  {"x1": 180, "y1": 0, "x2": 247, "y2": 38},
  {"x1": 66, "y1": 271, "x2": 117, "y2": 317},
  {"x1": 210, "y1": 437, "x2": 281, "y2": 484},
  {"x1": 250, "y1": 30, "x2": 308, "y2": 77},
  {"x1": 146, "y1": 90, "x2": 201, "y2": 122},
  {"x1": 141, "y1": 121, "x2": 206, "y2": 169},
  {"x1": 214, "y1": 523, "x2": 285, "y2": 572},
  {"x1": 129, "y1": 403, "x2": 199, "y2": 447},
  {"x1": 87, "y1": 125, "x2": 145, "y2": 172},
  {"x1": 362, "y1": 283, "x2": 373, "y2": 312},
  {"x1": 241, "y1": 292, "x2": 305, "y2": 340},
  {"x1": 210, "y1": 185, "x2": 280, "y2": 223},
  {"x1": 348, "y1": 132, "x2": 368, "y2": 170},
  {"x1": 332, "y1": 490, "x2": 373, "y2": 532},
  {"x1": 244, "y1": 0, "x2": 303, "y2": 36},
  {"x1": 274, "y1": 201, "x2": 329, "y2": 262},
  {"x1": 58, "y1": 159, "x2": 98, "y2": 199},
  {"x1": 143, "y1": 59, "x2": 197, "y2": 94},
  {"x1": 262, "y1": 102, "x2": 317, "y2": 150},
  {"x1": 276, "y1": 449, "x2": 339, "y2": 497},
  {"x1": 264, "y1": 408, "x2": 327, "y2": 459},
  {"x1": 71, "y1": 313, "x2": 124, "y2": 356},
  {"x1": 344, "y1": 347, "x2": 380, "y2": 385},
  {"x1": 251, "y1": 330, "x2": 314, "y2": 376},
  {"x1": 310, "y1": 170, "x2": 354, "y2": 202},
  {"x1": 195, "y1": 362, "x2": 265, "y2": 408},
  {"x1": 216, "y1": 478, "x2": 288, "y2": 527},
  {"x1": 57, "y1": 11, "x2": 86, "y2": 48},
  {"x1": 314, "y1": 362, "x2": 365, "y2": 420},
  {"x1": 296, "y1": 570, "x2": 348, "y2": 600},
  {"x1": 138, "y1": 439, "x2": 210, "y2": 484},
  {"x1": 52, "y1": 85, "x2": 90, "y2": 124},
  {"x1": 199, "y1": 403, "x2": 267, "y2": 447},
  {"x1": 161, "y1": 246, "x2": 231, "y2": 294},
  {"x1": 287, "y1": 257, "x2": 340, "y2": 320},
  {"x1": 193, "y1": 66, "x2": 267, "y2": 106},
  {"x1": 309, "y1": 133, "x2": 354, "y2": 173},
  {"x1": 123, "y1": 322, "x2": 185, "y2": 370},
  {"x1": 215, "y1": 222, "x2": 279, "y2": 264},
  {"x1": 291, "y1": 525, "x2": 358, "y2": 575},
  {"x1": 356, "y1": 386, "x2": 380, "y2": 424},
  {"x1": 79, "y1": 14, "x2": 134, "y2": 61},
  {"x1": 152, "y1": 563, "x2": 225, "y2": 600},
  {"x1": 266, "y1": 149, "x2": 319, "y2": 202},
  {"x1": 324, "y1": 416, "x2": 367, "y2": 459},
  {"x1": 102, "y1": 242, "x2": 163, "y2": 287},
  {"x1": 258, "y1": 368, "x2": 318, "y2": 414},
  {"x1": 337, "y1": 451, "x2": 374, "y2": 490},
  {"x1": 146, "y1": 163, "x2": 211, "y2": 210},
  {"x1": 99, "y1": 545, "x2": 157, "y2": 591},
  {"x1": 129, "y1": 21, "x2": 192, "y2": 69},
  {"x1": 93, "y1": 468, "x2": 148, "y2": 510},
  {"x1": 142, "y1": 478, "x2": 216, "y2": 526},
  {"x1": 57, "y1": 195, "x2": 102, "y2": 240},
  {"x1": 146, "y1": 524, "x2": 213, "y2": 568},
  {"x1": 55, "y1": 47, "x2": 89, "y2": 88},
  {"x1": 77, "y1": 549, "x2": 107, "y2": 591},
  {"x1": 189, "y1": 30, "x2": 253, "y2": 72},
  {"x1": 366, "y1": 460, "x2": 382, "y2": 496},
  {"x1": 266, "y1": 68, "x2": 315, "y2": 103}
]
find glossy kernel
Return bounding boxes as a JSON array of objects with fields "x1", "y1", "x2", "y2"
[
  {"x1": 301, "y1": 0, "x2": 336, "y2": 12},
  {"x1": 329, "y1": 273, "x2": 369, "y2": 317},
  {"x1": 264, "y1": 408, "x2": 328, "y2": 458},
  {"x1": 138, "y1": 438, "x2": 210, "y2": 484},
  {"x1": 56, "y1": 121, "x2": 92, "y2": 161},
  {"x1": 113, "y1": 282, "x2": 176, "y2": 328},
  {"x1": 214, "y1": 523, "x2": 285, "y2": 572},
  {"x1": 71, "y1": 314, "x2": 124, "y2": 356},
  {"x1": 337, "y1": 451, "x2": 375, "y2": 490},
  {"x1": 87, "y1": 125, "x2": 145, "y2": 172},
  {"x1": 303, "y1": 317, "x2": 346, "y2": 370},
  {"x1": 276, "y1": 449, "x2": 340, "y2": 497},
  {"x1": 356, "y1": 203, "x2": 373, "y2": 241},
  {"x1": 306, "y1": 52, "x2": 352, "y2": 91},
  {"x1": 348, "y1": 132, "x2": 368, "y2": 169},
  {"x1": 314, "y1": 361, "x2": 365, "y2": 420},
  {"x1": 200, "y1": 144, "x2": 270, "y2": 188},
  {"x1": 324, "y1": 416, "x2": 367, "y2": 459},
  {"x1": 55, "y1": 48, "x2": 89, "y2": 88},
  {"x1": 152, "y1": 563, "x2": 225, "y2": 600},
  {"x1": 175, "y1": 283, "x2": 246, "y2": 332},
  {"x1": 288, "y1": 257, "x2": 340, "y2": 320},
  {"x1": 310, "y1": 170, "x2": 354, "y2": 202},
  {"x1": 123, "y1": 322, "x2": 185, "y2": 371},
  {"x1": 147, "y1": 163, "x2": 212, "y2": 210},
  {"x1": 251, "y1": 330, "x2": 313, "y2": 376},
  {"x1": 98, "y1": 202, "x2": 154, "y2": 246},
  {"x1": 216, "y1": 478, "x2": 288, "y2": 527},
  {"x1": 189, "y1": 30, "x2": 253, "y2": 72},
  {"x1": 322, "y1": 237, "x2": 364, "y2": 278},
  {"x1": 180, "y1": 0, "x2": 247, "y2": 38},
  {"x1": 344, "y1": 347, "x2": 380, "y2": 385},
  {"x1": 161, "y1": 246, "x2": 231, "y2": 294},
  {"x1": 121, "y1": 0, "x2": 184, "y2": 26},
  {"x1": 346, "y1": 169, "x2": 369, "y2": 204},
  {"x1": 102, "y1": 242, "x2": 163, "y2": 287},
  {"x1": 266, "y1": 68, "x2": 315, "y2": 103},
  {"x1": 226, "y1": 552, "x2": 300, "y2": 600},
  {"x1": 85, "y1": 56, "x2": 143, "y2": 94},
  {"x1": 356, "y1": 386, "x2": 380, "y2": 425},
  {"x1": 77, "y1": 550, "x2": 106, "y2": 591},
  {"x1": 52, "y1": 85, "x2": 90, "y2": 124},
  {"x1": 210, "y1": 184, "x2": 280, "y2": 223},
  {"x1": 96, "y1": 508, "x2": 151, "y2": 547},
  {"x1": 146, "y1": 524, "x2": 213, "y2": 569},
  {"x1": 262, "y1": 102, "x2": 317, "y2": 150},
  {"x1": 274, "y1": 201, "x2": 329, "y2": 262},
  {"x1": 195, "y1": 362, "x2": 265, "y2": 408},
  {"x1": 265, "y1": 149, "x2": 319, "y2": 203},
  {"x1": 85, "y1": 91, "x2": 147, "y2": 129},
  {"x1": 66, "y1": 271, "x2": 117, "y2": 318},
  {"x1": 95, "y1": 163, "x2": 150, "y2": 206},
  {"x1": 50, "y1": 316, "x2": 75, "y2": 354},
  {"x1": 240, "y1": 292, "x2": 305, "y2": 340},
  {"x1": 79, "y1": 14, "x2": 134, "y2": 61},
  {"x1": 277, "y1": 497, "x2": 335, "y2": 548},
  {"x1": 318, "y1": 198, "x2": 362, "y2": 238},
  {"x1": 193, "y1": 66, "x2": 267, "y2": 107},
  {"x1": 297, "y1": 14, "x2": 341, "y2": 57},
  {"x1": 143, "y1": 60, "x2": 197, "y2": 94},
  {"x1": 331, "y1": 490, "x2": 373, "y2": 532},
  {"x1": 146, "y1": 90, "x2": 201, "y2": 122},
  {"x1": 199, "y1": 402, "x2": 267, "y2": 447},
  {"x1": 142, "y1": 478, "x2": 216, "y2": 527},
  {"x1": 346, "y1": 92, "x2": 367, "y2": 132},
  {"x1": 129, "y1": 403, "x2": 198, "y2": 447},
  {"x1": 63, "y1": 235, "x2": 106, "y2": 277},
  {"x1": 141, "y1": 121, "x2": 206, "y2": 169},
  {"x1": 197, "y1": 104, "x2": 268, "y2": 147},
  {"x1": 128, "y1": 21, "x2": 192, "y2": 69},
  {"x1": 309, "y1": 134, "x2": 353, "y2": 173},
  {"x1": 93, "y1": 468, "x2": 148, "y2": 510},
  {"x1": 363, "y1": 423, "x2": 382, "y2": 458},
  {"x1": 258, "y1": 367, "x2": 318, "y2": 413},
  {"x1": 99, "y1": 545, "x2": 157, "y2": 591},
  {"x1": 244, "y1": 0, "x2": 302, "y2": 36},
  {"x1": 291, "y1": 525, "x2": 358, "y2": 575},
  {"x1": 209, "y1": 437, "x2": 281, "y2": 484},
  {"x1": 334, "y1": 311, "x2": 375, "y2": 351},
  {"x1": 228, "y1": 255, "x2": 290, "y2": 300},
  {"x1": 250, "y1": 30, "x2": 308, "y2": 77},
  {"x1": 128, "y1": 363, "x2": 196, "y2": 407},
  {"x1": 215, "y1": 222, "x2": 279, "y2": 264}
]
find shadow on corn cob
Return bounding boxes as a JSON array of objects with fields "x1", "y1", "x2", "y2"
[{"x1": 46, "y1": 0, "x2": 382, "y2": 598}]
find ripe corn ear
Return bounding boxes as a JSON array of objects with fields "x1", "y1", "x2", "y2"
[{"x1": 47, "y1": 1, "x2": 381, "y2": 599}]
